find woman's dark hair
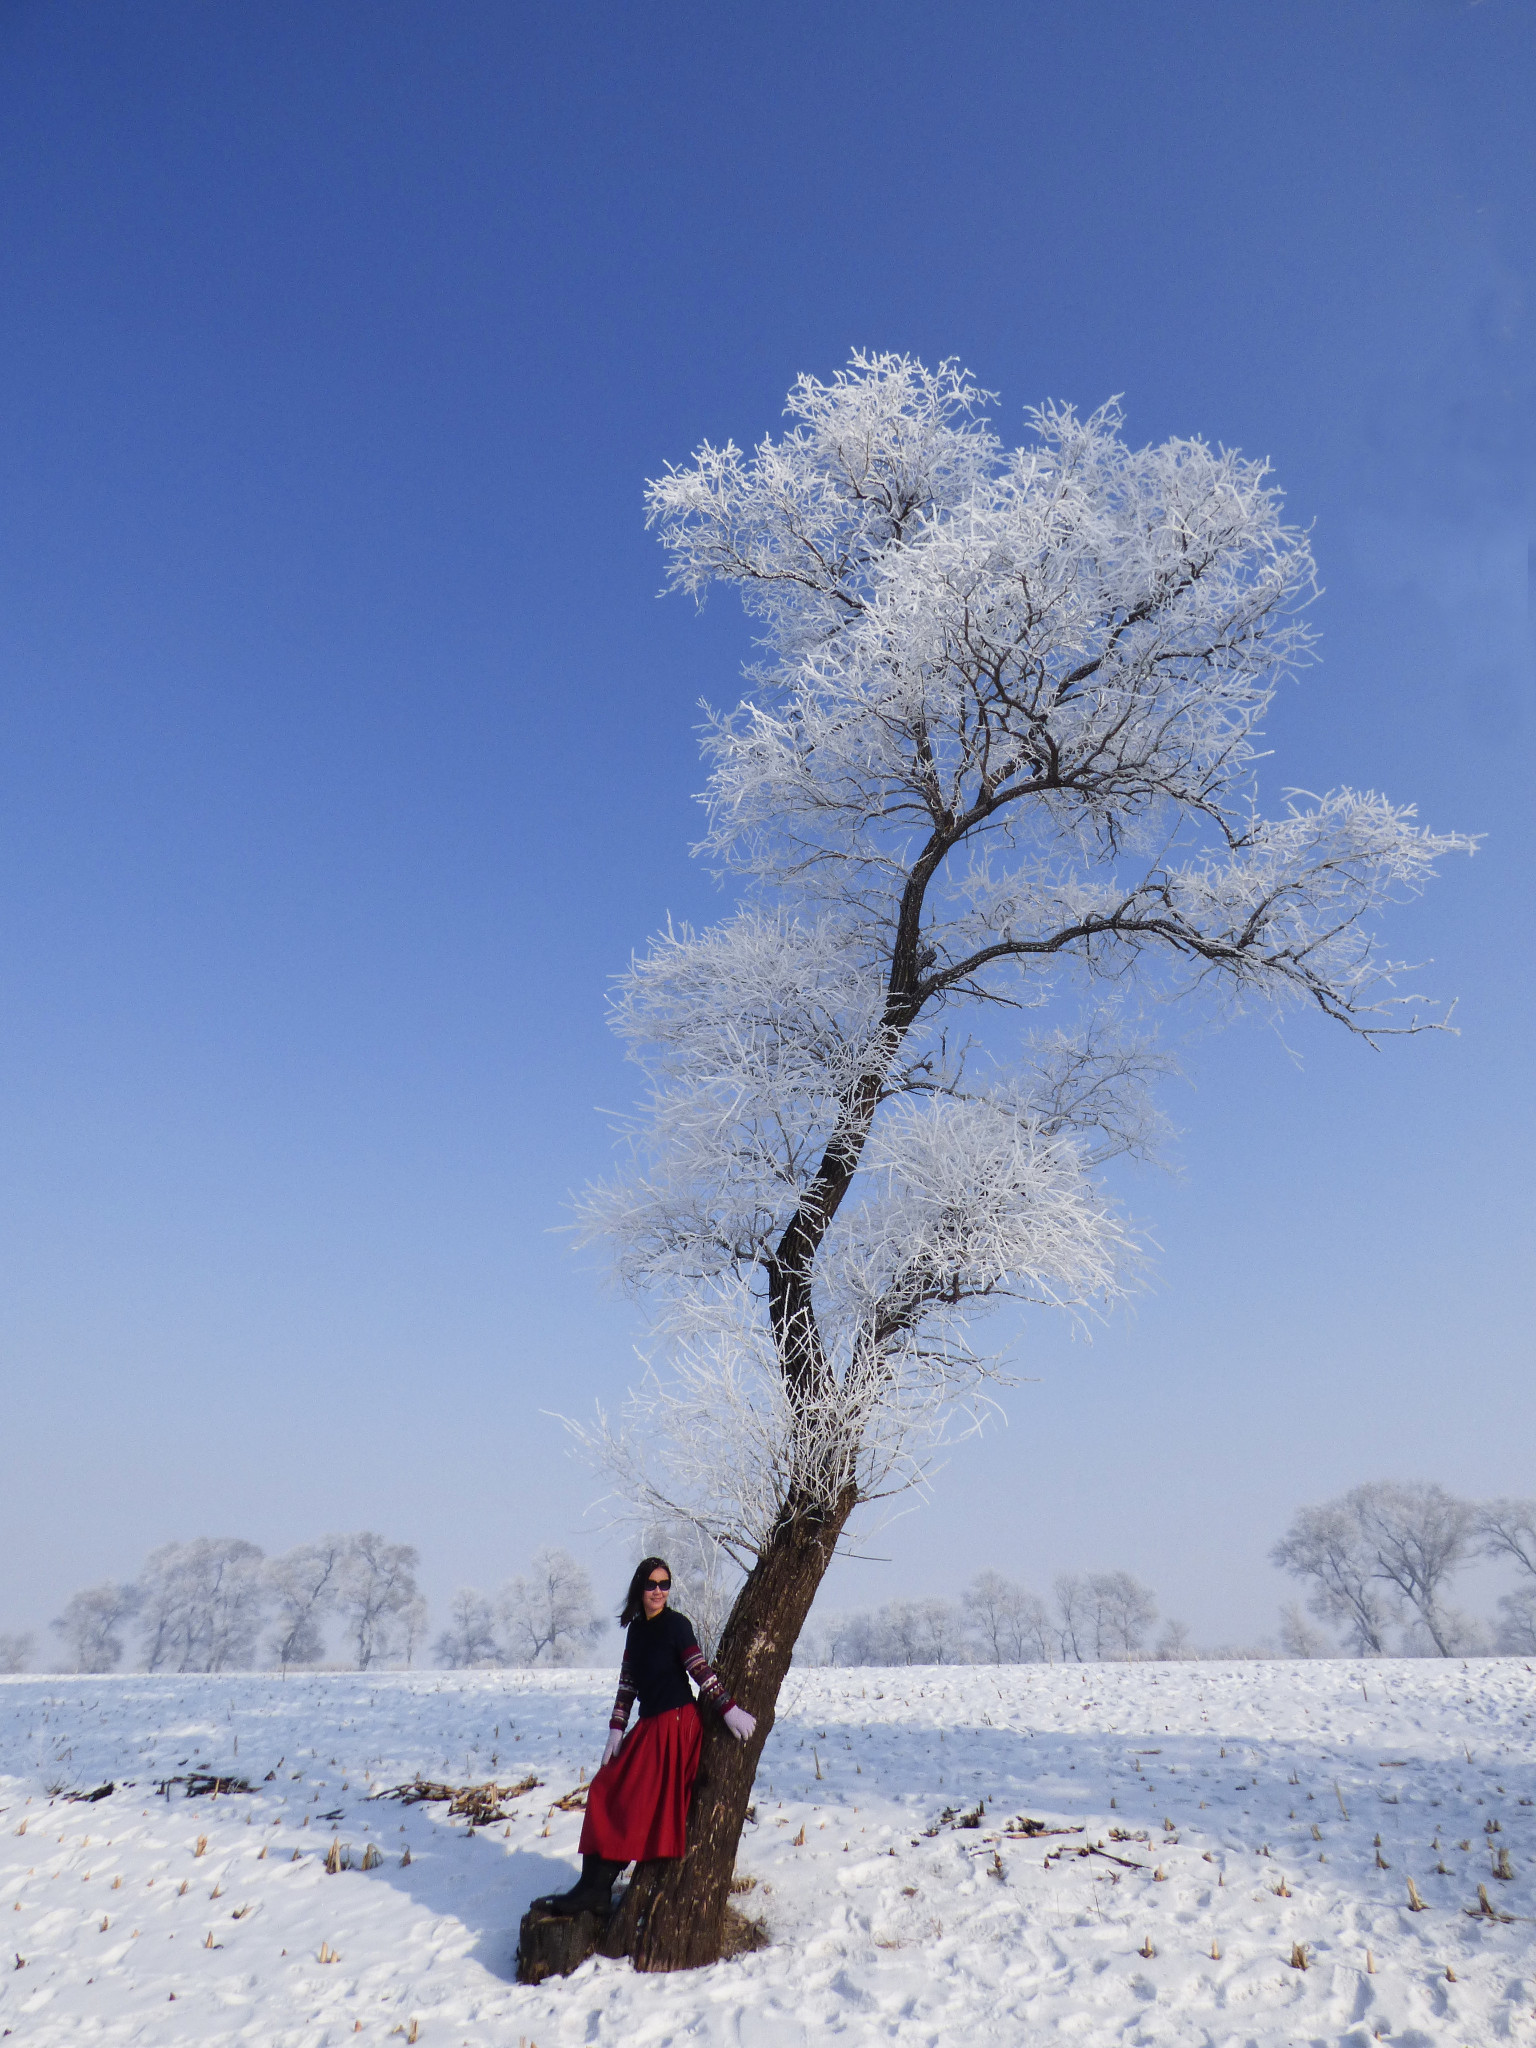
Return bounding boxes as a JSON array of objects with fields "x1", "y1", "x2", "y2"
[{"x1": 619, "y1": 1555, "x2": 672, "y2": 1628}]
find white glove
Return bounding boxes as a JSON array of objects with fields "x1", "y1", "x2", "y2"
[
  {"x1": 722, "y1": 1704, "x2": 756, "y2": 1745},
  {"x1": 601, "y1": 1730, "x2": 624, "y2": 1768}
]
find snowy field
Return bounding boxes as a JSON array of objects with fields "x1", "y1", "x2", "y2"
[{"x1": 2, "y1": 1661, "x2": 1533, "y2": 2046}]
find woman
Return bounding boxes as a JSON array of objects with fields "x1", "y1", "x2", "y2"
[{"x1": 534, "y1": 1556, "x2": 756, "y2": 1917}]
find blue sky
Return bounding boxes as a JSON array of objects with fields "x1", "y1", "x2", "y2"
[{"x1": 1, "y1": 0, "x2": 1531, "y2": 1652}]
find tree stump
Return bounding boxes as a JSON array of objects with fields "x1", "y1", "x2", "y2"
[
  {"x1": 515, "y1": 1885, "x2": 765, "y2": 1980},
  {"x1": 514, "y1": 1902, "x2": 613, "y2": 1983}
]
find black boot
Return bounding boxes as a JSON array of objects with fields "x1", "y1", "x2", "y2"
[{"x1": 532, "y1": 1854, "x2": 624, "y2": 1918}]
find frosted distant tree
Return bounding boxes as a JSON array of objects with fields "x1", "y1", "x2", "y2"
[
  {"x1": 1271, "y1": 1498, "x2": 1398, "y2": 1654},
  {"x1": 434, "y1": 1588, "x2": 500, "y2": 1669},
  {"x1": 266, "y1": 1537, "x2": 346, "y2": 1671},
  {"x1": 1273, "y1": 1483, "x2": 1476, "y2": 1656},
  {"x1": 1054, "y1": 1572, "x2": 1093, "y2": 1661},
  {"x1": 1277, "y1": 1600, "x2": 1332, "y2": 1658},
  {"x1": 335, "y1": 1532, "x2": 420, "y2": 1670},
  {"x1": 399, "y1": 1594, "x2": 429, "y2": 1668},
  {"x1": 1477, "y1": 1498, "x2": 1536, "y2": 1579},
  {"x1": 1155, "y1": 1618, "x2": 1196, "y2": 1661},
  {"x1": 137, "y1": 1539, "x2": 266, "y2": 1672},
  {"x1": 827, "y1": 1608, "x2": 890, "y2": 1664},
  {"x1": 867, "y1": 1603, "x2": 913, "y2": 1662},
  {"x1": 1090, "y1": 1571, "x2": 1159, "y2": 1659},
  {"x1": 881, "y1": 1597, "x2": 964, "y2": 1664},
  {"x1": 1479, "y1": 1501, "x2": 1536, "y2": 1654},
  {"x1": 963, "y1": 1571, "x2": 1051, "y2": 1662},
  {"x1": 52, "y1": 1584, "x2": 140, "y2": 1674},
  {"x1": 1496, "y1": 1586, "x2": 1536, "y2": 1655},
  {"x1": 1353, "y1": 1482, "x2": 1477, "y2": 1656},
  {"x1": 0, "y1": 1631, "x2": 33, "y2": 1674},
  {"x1": 818, "y1": 1597, "x2": 963, "y2": 1663},
  {"x1": 575, "y1": 353, "x2": 1471, "y2": 1969},
  {"x1": 1051, "y1": 1569, "x2": 1157, "y2": 1659},
  {"x1": 496, "y1": 1547, "x2": 604, "y2": 1665}
]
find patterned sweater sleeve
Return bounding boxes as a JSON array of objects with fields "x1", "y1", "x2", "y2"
[
  {"x1": 608, "y1": 1655, "x2": 637, "y2": 1733},
  {"x1": 682, "y1": 1643, "x2": 738, "y2": 1717}
]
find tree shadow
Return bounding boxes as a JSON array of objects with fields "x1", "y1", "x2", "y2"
[{"x1": 364, "y1": 1819, "x2": 580, "y2": 1982}]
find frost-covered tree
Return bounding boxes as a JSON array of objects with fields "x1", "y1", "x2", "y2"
[
  {"x1": 825, "y1": 1608, "x2": 891, "y2": 1665},
  {"x1": 1277, "y1": 1600, "x2": 1332, "y2": 1658},
  {"x1": 1049, "y1": 1568, "x2": 1156, "y2": 1659},
  {"x1": 576, "y1": 353, "x2": 1470, "y2": 1969},
  {"x1": 0, "y1": 1631, "x2": 33, "y2": 1674},
  {"x1": 335, "y1": 1532, "x2": 420, "y2": 1670},
  {"x1": 1090, "y1": 1571, "x2": 1159, "y2": 1659},
  {"x1": 52, "y1": 1584, "x2": 140, "y2": 1673},
  {"x1": 1496, "y1": 1585, "x2": 1536, "y2": 1655},
  {"x1": 963, "y1": 1570, "x2": 1052, "y2": 1662},
  {"x1": 400, "y1": 1594, "x2": 429, "y2": 1667},
  {"x1": 1477, "y1": 1498, "x2": 1536, "y2": 1579},
  {"x1": 1478, "y1": 1501, "x2": 1536, "y2": 1654},
  {"x1": 496, "y1": 1547, "x2": 604, "y2": 1665},
  {"x1": 882, "y1": 1597, "x2": 964, "y2": 1664},
  {"x1": 266, "y1": 1537, "x2": 346, "y2": 1672},
  {"x1": 1155, "y1": 1618, "x2": 1196, "y2": 1661},
  {"x1": 1273, "y1": 1482, "x2": 1477, "y2": 1656},
  {"x1": 816, "y1": 1596, "x2": 964, "y2": 1664},
  {"x1": 1271, "y1": 1497, "x2": 1399, "y2": 1654},
  {"x1": 434, "y1": 1588, "x2": 500, "y2": 1669},
  {"x1": 137, "y1": 1539, "x2": 266, "y2": 1672},
  {"x1": 1053, "y1": 1572, "x2": 1094, "y2": 1661},
  {"x1": 1353, "y1": 1482, "x2": 1477, "y2": 1655}
]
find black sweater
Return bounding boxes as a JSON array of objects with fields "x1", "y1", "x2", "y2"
[{"x1": 608, "y1": 1608, "x2": 736, "y2": 1727}]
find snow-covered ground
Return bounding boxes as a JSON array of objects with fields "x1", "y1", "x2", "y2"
[{"x1": 2, "y1": 1659, "x2": 1533, "y2": 2045}]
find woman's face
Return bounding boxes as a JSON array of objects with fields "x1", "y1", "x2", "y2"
[{"x1": 642, "y1": 1565, "x2": 671, "y2": 1619}]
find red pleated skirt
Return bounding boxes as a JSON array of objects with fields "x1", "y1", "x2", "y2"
[{"x1": 579, "y1": 1703, "x2": 702, "y2": 1863}]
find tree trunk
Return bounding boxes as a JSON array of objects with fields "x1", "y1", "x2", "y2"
[{"x1": 610, "y1": 1486, "x2": 855, "y2": 1972}]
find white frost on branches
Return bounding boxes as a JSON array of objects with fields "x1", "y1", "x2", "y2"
[{"x1": 575, "y1": 352, "x2": 1473, "y2": 1565}]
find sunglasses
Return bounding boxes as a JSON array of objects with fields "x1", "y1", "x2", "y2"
[{"x1": 645, "y1": 1577, "x2": 671, "y2": 1591}]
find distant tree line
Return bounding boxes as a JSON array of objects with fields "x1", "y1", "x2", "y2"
[
  {"x1": 11, "y1": 1481, "x2": 1529, "y2": 1676},
  {"x1": 23, "y1": 1535, "x2": 616, "y2": 1677},
  {"x1": 431, "y1": 1548, "x2": 604, "y2": 1668},
  {"x1": 805, "y1": 1568, "x2": 1172, "y2": 1666},
  {"x1": 807, "y1": 1480, "x2": 1536, "y2": 1666},
  {"x1": 41, "y1": 1532, "x2": 426, "y2": 1675},
  {"x1": 431, "y1": 1526, "x2": 729, "y2": 1668}
]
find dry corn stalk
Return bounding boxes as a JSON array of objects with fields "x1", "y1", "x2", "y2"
[{"x1": 1468, "y1": 1883, "x2": 1514, "y2": 1923}]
